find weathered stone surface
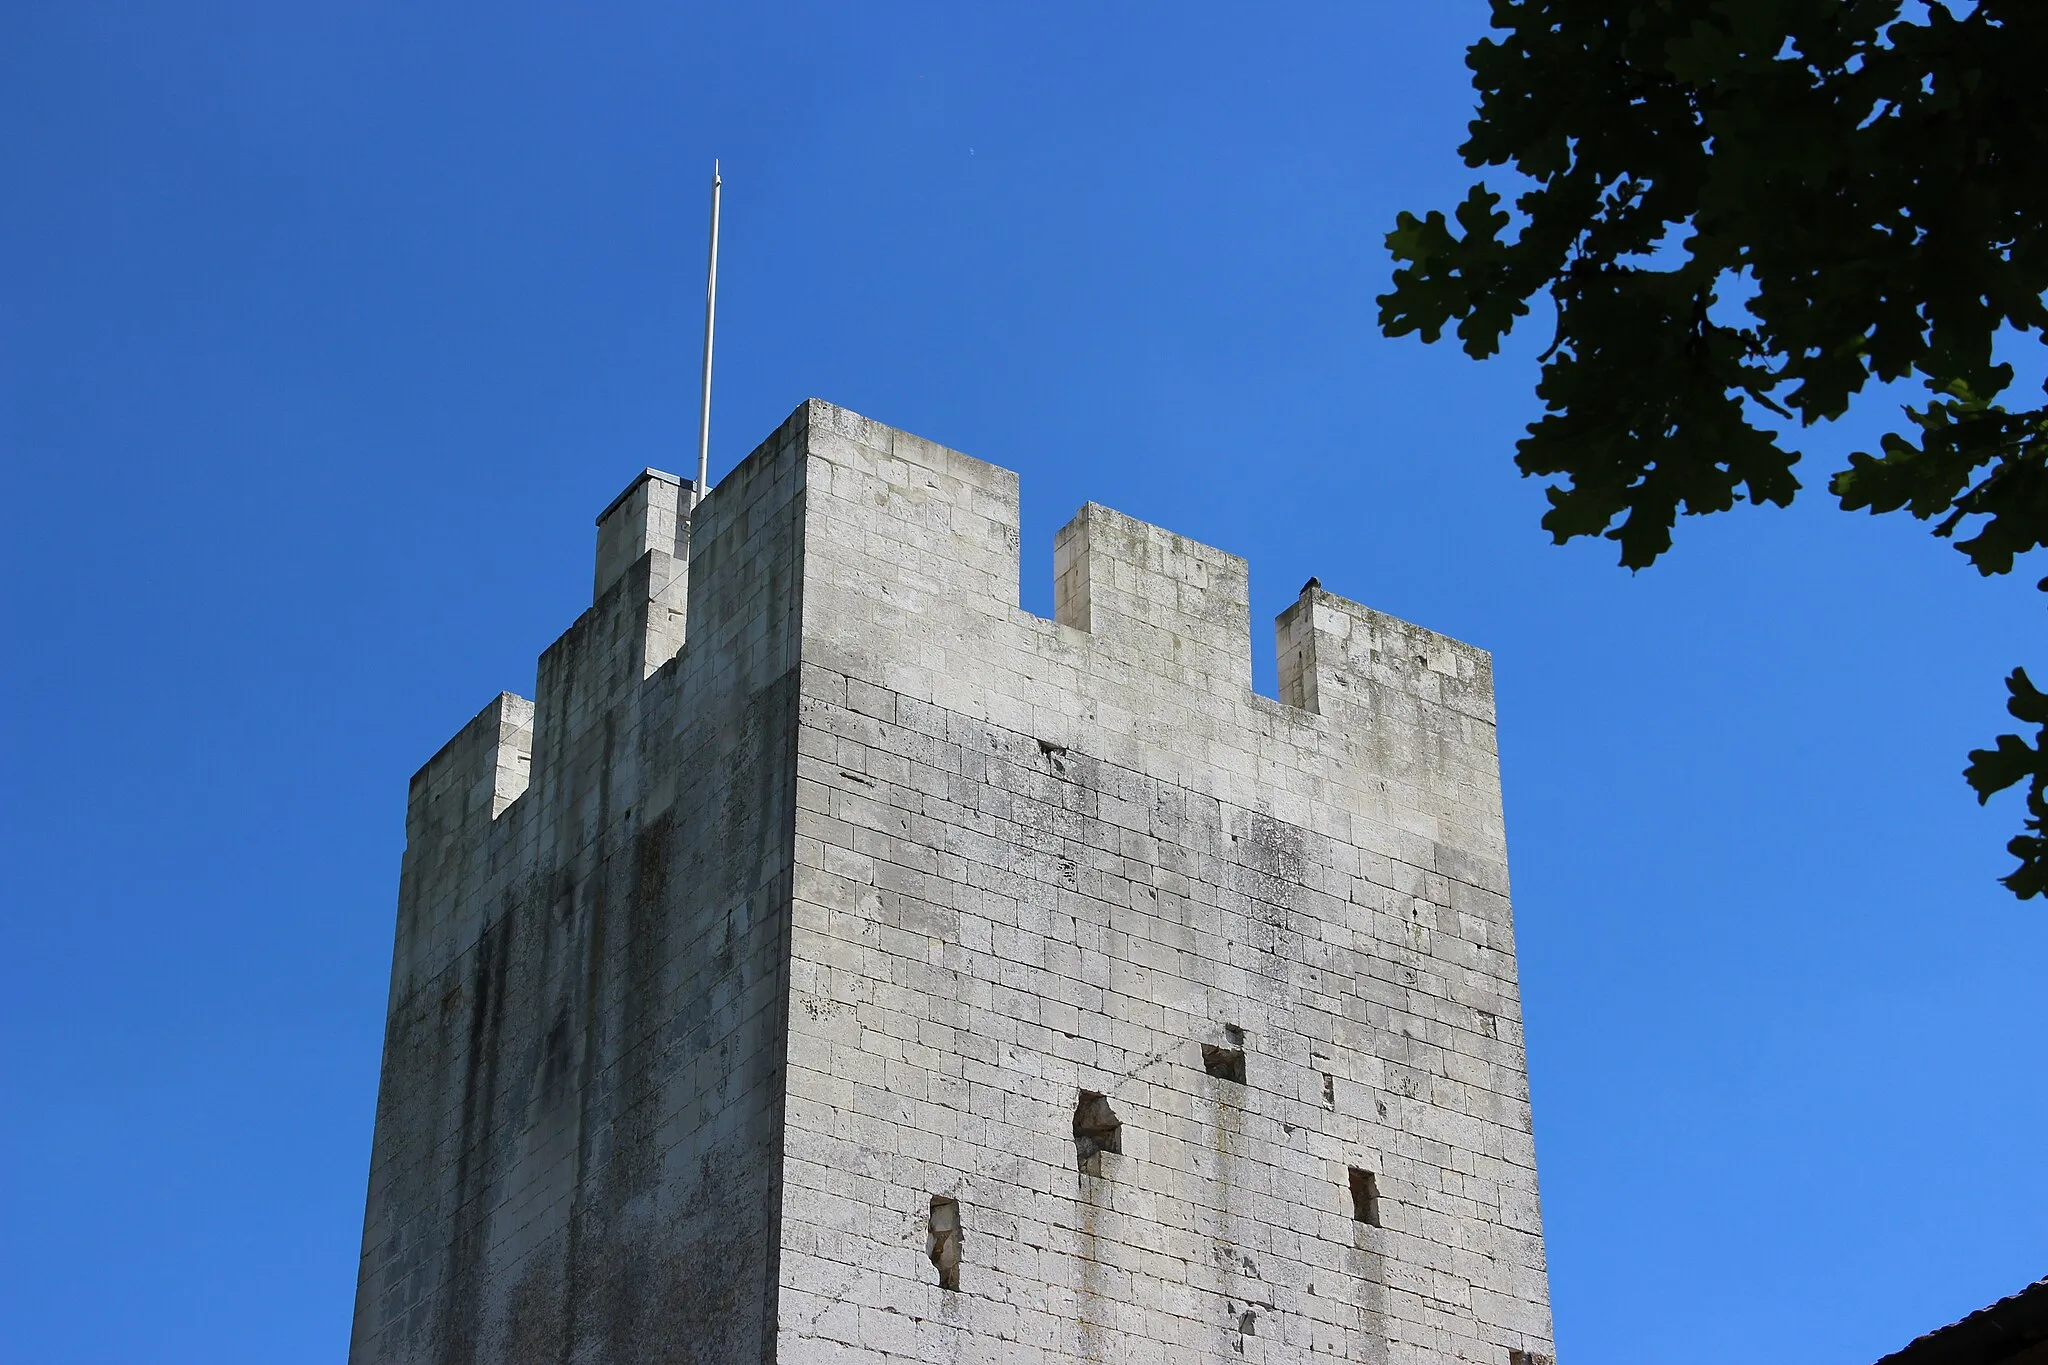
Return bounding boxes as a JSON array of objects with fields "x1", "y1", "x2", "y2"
[{"x1": 350, "y1": 400, "x2": 1554, "y2": 1365}]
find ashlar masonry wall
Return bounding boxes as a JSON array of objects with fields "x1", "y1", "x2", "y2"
[{"x1": 350, "y1": 399, "x2": 1553, "y2": 1365}]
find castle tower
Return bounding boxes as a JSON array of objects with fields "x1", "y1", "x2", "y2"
[{"x1": 349, "y1": 401, "x2": 1554, "y2": 1365}]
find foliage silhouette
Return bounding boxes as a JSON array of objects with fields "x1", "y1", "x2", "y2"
[{"x1": 1381, "y1": 0, "x2": 2048, "y2": 895}]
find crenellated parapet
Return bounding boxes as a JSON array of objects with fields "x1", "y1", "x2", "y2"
[
  {"x1": 1054, "y1": 502, "x2": 1254, "y2": 697},
  {"x1": 592, "y1": 466, "x2": 691, "y2": 605},
  {"x1": 405, "y1": 691, "x2": 533, "y2": 850},
  {"x1": 405, "y1": 400, "x2": 1503, "y2": 884},
  {"x1": 1278, "y1": 584, "x2": 1494, "y2": 728}
]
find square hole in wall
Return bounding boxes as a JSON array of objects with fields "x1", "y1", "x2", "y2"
[
  {"x1": 1348, "y1": 1167, "x2": 1381, "y2": 1226},
  {"x1": 927, "y1": 1197, "x2": 961, "y2": 1291},
  {"x1": 1201, "y1": 1044, "x2": 1247, "y2": 1085},
  {"x1": 1073, "y1": 1091, "x2": 1122, "y2": 1174}
]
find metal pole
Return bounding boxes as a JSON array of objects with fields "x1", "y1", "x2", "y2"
[{"x1": 696, "y1": 159, "x2": 721, "y2": 499}]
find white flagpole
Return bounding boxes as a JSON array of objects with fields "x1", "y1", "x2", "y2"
[{"x1": 696, "y1": 159, "x2": 721, "y2": 499}]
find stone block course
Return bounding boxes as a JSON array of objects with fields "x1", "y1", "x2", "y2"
[{"x1": 350, "y1": 399, "x2": 1553, "y2": 1364}]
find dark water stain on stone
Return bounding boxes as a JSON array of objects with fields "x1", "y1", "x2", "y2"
[{"x1": 436, "y1": 903, "x2": 514, "y2": 1365}]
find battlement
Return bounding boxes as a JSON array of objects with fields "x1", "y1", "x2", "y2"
[
  {"x1": 593, "y1": 466, "x2": 694, "y2": 603},
  {"x1": 1054, "y1": 502, "x2": 1254, "y2": 696},
  {"x1": 356, "y1": 399, "x2": 1545, "y2": 1365},
  {"x1": 1279, "y1": 587, "x2": 1493, "y2": 725},
  {"x1": 404, "y1": 691, "x2": 531, "y2": 846},
  {"x1": 406, "y1": 399, "x2": 1501, "y2": 883}
]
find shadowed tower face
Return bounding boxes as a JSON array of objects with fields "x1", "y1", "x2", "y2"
[{"x1": 349, "y1": 400, "x2": 1554, "y2": 1365}]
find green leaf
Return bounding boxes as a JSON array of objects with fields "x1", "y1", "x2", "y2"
[{"x1": 1965, "y1": 669, "x2": 2048, "y2": 898}]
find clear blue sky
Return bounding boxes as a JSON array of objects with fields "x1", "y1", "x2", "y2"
[{"x1": 3, "y1": 4, "x2": 2042, "y2": 1362}]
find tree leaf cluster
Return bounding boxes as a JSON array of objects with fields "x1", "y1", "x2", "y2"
[{"x1": 1381, "y1": 0, "x2": 2048, "y2": 894}]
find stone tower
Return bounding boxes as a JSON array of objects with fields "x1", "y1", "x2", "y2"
[{"x1": 349, "y1": 401, "x2": 1554, "y2": 1365}]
